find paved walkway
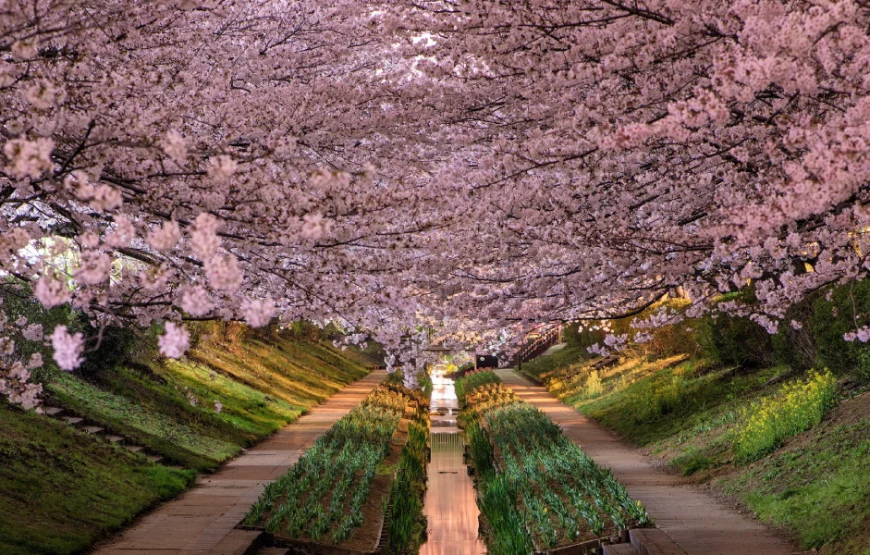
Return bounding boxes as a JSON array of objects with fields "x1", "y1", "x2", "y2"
[
  {"x1": 539, "y1": 342, "x2": 567, "y2": 357},
  {"x1": 93, "y1": 370, "x2": 386, "y2": 555},
  {"x1": 421, "y1": 368, "x2": 485, "y2": 555},
  {"x1": 495, "y1": 369, "x2": 799, "y2": 555}
]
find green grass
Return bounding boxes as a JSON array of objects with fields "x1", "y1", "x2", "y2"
[
  {"x1": 187, "y1": 335, "x2": 369, "y2": 409},
  {"x1": 528, "y1": 345, "x2": 870, "y2": 554},
  {"x1": 0, "y1": 403, "x2": 195, "y2": 555},
  {"x1": 519, "y1": 344, "x2": 588, "y2": 382},
  {"x1": 44, "y1": 332, "x2": 370, "y2": 470},
  {"x1": 560, "y1": 357, "x2": 783, "y2": 446},
  {"x1": 1, "y1": 320, "x2": 374, "y2": 555},
  {"x1": 720, "y1": 419, "x2": 870, "y2": 553},
  {"x1": 47, "y1": 372, "x2": 242, "y2": 470}
]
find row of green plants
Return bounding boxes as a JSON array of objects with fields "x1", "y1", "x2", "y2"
[
  {"x1": 459, "y1": 375, "x2": 650, "y2": 552},
  {"x1": 384, "y1": 402, "x2": 429, "y2": 553},
  {"x1": 383, "y1": 367, "x2": 430, "y2": 554},
  {"x1": 454, "y1": 369, "x2": 501, "y2": 406},
  {"x1": 243, "y1": 384, "x2": 411, "y2": 544},
  {"x1": 457, "y1": 372, "x2": 533, "y2": 553},
  {"x1": 243, "y1": 381, "x2": 430, "y2": 552}
]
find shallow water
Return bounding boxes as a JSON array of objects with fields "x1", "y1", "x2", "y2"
[{"x1": 420, "y1": 367, "x2": 486, "y2": 555}]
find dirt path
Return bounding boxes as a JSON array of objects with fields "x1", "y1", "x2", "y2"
[
  {"x1": 420, "y1": 367, "x2": 486, "y2": 555},
  {"x1": 495, "y1": 369, "x2": 799, "y2": 555},
  {"x1": 92, "y1": 370, "x2": 386, "y2": 555}
]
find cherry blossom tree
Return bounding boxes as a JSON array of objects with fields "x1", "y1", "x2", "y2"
[
  {"x1": 386, "y1": 0, "x2": 870, "y2": 333},
  {"x1": 4, "y1": 0, "x2": 870, "y2": 402}
]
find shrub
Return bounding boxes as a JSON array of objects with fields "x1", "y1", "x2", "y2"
[
  {"x1": 641, "y1": 318, "x2": 700, "y2": 358},
  {"x1": 76, "y1": 324, "x2": 143, "y2": 380},
  {"x1": 810, "y1": 281, "x2": 870, "y2": 381},
  {"x1": 563, "y1": 322, "x2": 605, "y2": 353},
  {"x1": 695, "y1": 312, "x2": 773, "y2": 368},
  {"x1": 734, "y1": 370, "x2": 837, "y2": 462},
  {"x1": 670, "y1": 446, "x2": 715, "y2": 476},
  {"x1": 771, "y1": 296, "x2": 817, "y2": 371},
  {"x1": 385, "y1": 412, "x2": 429, "y2": 554},
  {"x1": 616, "y1": 298, "x2": 700, "y2": 359}
]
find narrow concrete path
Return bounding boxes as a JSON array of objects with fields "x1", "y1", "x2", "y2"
[
  {"x1": 539, "y1": 342, "x2": 567, "y2": 357},
  {"x1": 93, "y1": 370, "x2": 387, "y2": 555},
  {"x1": 421, "y1": 368, "x2": 486, "y2": 555},
  {"x1": 495, "y1": 369, "x2": 799, "y2": 555}
]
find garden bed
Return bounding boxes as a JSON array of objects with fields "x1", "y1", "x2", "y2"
[
  {"x1": 242, "y1": 383, "x2": 429, "y2": 554},
  {"x1": 457, "y1": 373, "x2": 650, "y2": 553}
]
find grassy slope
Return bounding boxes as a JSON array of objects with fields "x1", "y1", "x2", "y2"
[
  {"x1": 0, "y1": 328, "x2": 373, "y2": 555},
  {"x1": 0, "y1": 403, "x2": 195, "y2": 555},
  {"x1": 522, "y1": 351, "x2": 870, "y2": 555},
  {"x1": 46, "y1": 333, "x2": 371, "y2": 470}
]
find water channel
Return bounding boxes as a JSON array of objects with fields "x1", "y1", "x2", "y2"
[{"x1": 420, "y1": 365, "x2": 486, "y2": 555}]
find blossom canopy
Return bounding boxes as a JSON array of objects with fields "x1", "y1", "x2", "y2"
[{"x1": 2, "y1": 0, "x2": 870, "y2": 379}]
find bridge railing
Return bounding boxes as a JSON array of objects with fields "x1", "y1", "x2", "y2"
[{"x1": 513, "y1": 324, "x2": 562, "y2": 367}]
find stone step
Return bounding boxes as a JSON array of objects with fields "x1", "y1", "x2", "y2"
[
  {"x1": 81, "y1": 426, "x2": 105, "y2": 435},
  {"x1": 106, "y1": 435, "x2": 126, "y2": 444},
  {"x1": 61, "y1": 416, "x2": 84, "y2": 426},
  {"x1": 630, "y1": 529, "x2": 688, "y2": 555},
  {"x1": 43, "y1": 406, "x2": 66, "y2": 418},
  {"x1": 604, "y1": 543, "x2": 640, "y2": 555},
  {"x1": 125, "y1": 445, "x2": 144, "y2": 454},
  {"x1": 146, "y1": 455, "x2": 165, "y2": 464}
]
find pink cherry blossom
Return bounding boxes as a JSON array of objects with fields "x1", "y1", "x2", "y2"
[
  {"x1": 161, "y1": 130, "x2": 188, "y2": 162},
  {"x1": 34, "y1": 276, "x2": 72, "y2": 309},
  {"x1": 147, "y1": 221, "x2": 182, "y2": 252},
  {"x1": 207, "y1": 155, "x2": 237, "y2": 182},
  {"x1": 50, "y1": 325, "x2": 85, "y2": 371},
  {"x1": 241, "y1": 298, "x2": 276, "y2": 328},
  {"x1": 190, "y1": 213, "x2": 222, "y2": 259},
  {"x1": 22, "y1": 324, "x2": 44, "y2": 342},
  {"x1": 158, "y1": 322, "x2": 190, "y2": 359},
  {"x1": 90, "y1": 185, "x2": 123, "y2": 212},
  {"x1": 301, "y1": 213, "x2": 330, "y2": 240},
  {"x1": 180, "y1": 286, "x2": 214, "y2": 317},
  {"x1": 2, "y1": 0, "x2": 870, "y2": 377},
  {"x1": 3, "y1": 137, "x2": 53, "y2": 178},
  {"x1": 75, "y1": 251, "x2": 113, "y2": 285},
  {"x1": 0, "y1": 361, "x2": 43, "y2": 410},
  {"x1": 204, "y1": 254, "x2": 243, "y2": 292}
]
